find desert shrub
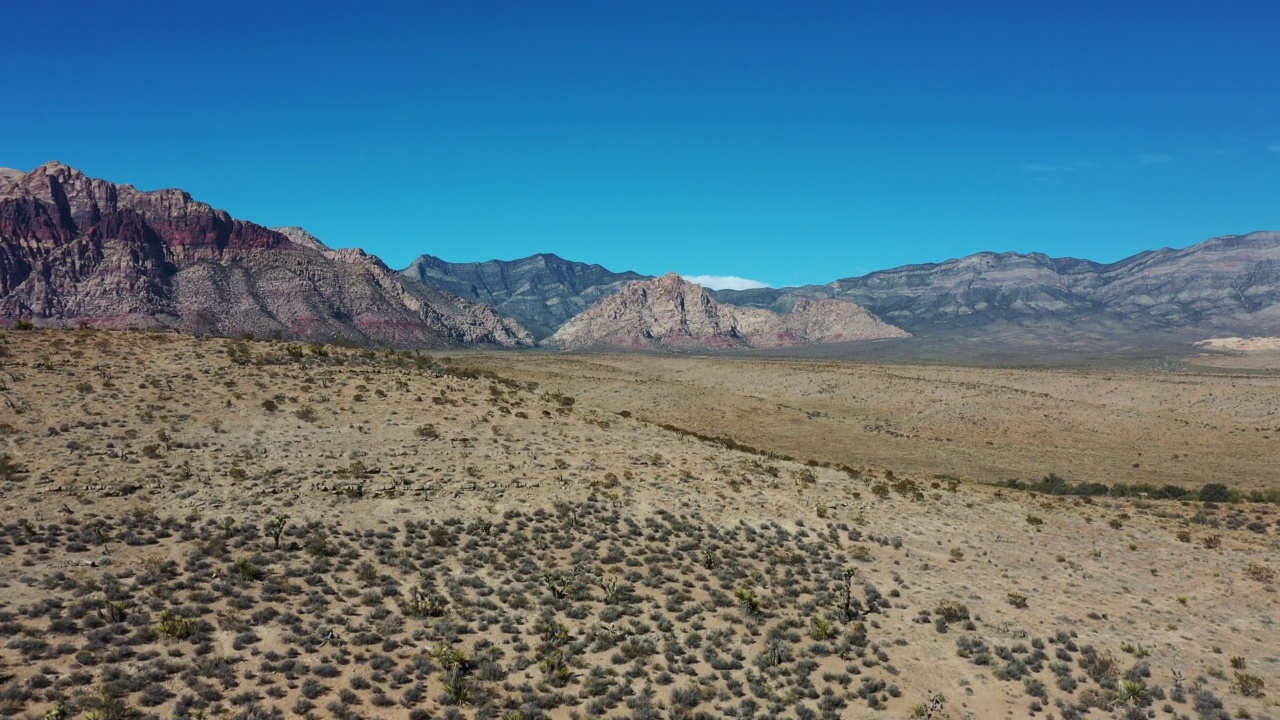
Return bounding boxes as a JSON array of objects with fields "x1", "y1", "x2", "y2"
[
  {"x1": 1244, "y1": 563, "x2": 1274, "y2": 583},
  {"x1": 1199, "y1": 483, "x2": 1234, "y2": 503},
  {"x1": 1233, "y1": 672, "x2": 1265, "y2": 697}
]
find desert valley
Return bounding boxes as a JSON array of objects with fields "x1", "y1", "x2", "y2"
[
  {"x1": 0, "y1": 322, "x2": 1276, "y2": 720},
  {"x1": 0, "y1": 161, "x2": 1278, "y2": 720}
]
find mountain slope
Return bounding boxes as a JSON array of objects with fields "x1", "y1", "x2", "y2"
[
  {"x1": 543, "y1": 272, "x2": 907, "y2": 351},
  {"x1": 0, "y1": 162, "x2": 533, "y2": 347},
  {"x1": 713, "y1": 232, "x2": 1280, "y2": 336},
  {"x1": 401, "y1": 253, "x2": 648, "y2": 340}
]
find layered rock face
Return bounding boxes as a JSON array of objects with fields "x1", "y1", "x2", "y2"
[
  {"x1": 0, "y1": 162, "x2": 533, "y2": 348},
  {"x1": 543, "y1": 273, "x2": 907, "y2": 351},
  {"x1": 402, "y1": 253, "x2": 648, "y2": 341},
  {"x1": 714, "y1": 233, "x2": 1280, "y2": 336}
]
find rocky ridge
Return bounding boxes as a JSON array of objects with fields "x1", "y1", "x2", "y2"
[
  {"x1": 401, "y1": 252, "x2": 648, "y2": 341},
  {"x1": 543, "y1": 272, "x2": 907, "y2": 350},
  {"x1": 713, "y1": 233, "x2": 1280, "y2": 336},
  {"x1": 0, "y1": 162, "x2": 533, "y2": 347}
]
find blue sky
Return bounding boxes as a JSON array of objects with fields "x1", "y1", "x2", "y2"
[{"x1": 3, "y1": 2, "x2": 1278, "y2": 288}]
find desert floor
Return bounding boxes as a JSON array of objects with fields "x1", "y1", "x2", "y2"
[
  {"x1": 453, "y1": 349, "x2": 1280, "y2": 493},
  {"x1": 0, "y1": 330, "x2": 1276, "y2": 720}
]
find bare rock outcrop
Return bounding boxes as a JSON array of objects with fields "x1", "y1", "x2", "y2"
[
  {"x1": 0, "y1": 162, "x2": 533, "y2": 348},
  {"x1": 543, "y1": 273, "x2": 907, "y2": 351}
]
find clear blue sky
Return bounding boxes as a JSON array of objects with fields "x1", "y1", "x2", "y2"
[{"x1": 3, "y1": 1, "x2": 1278, "y2": 288}]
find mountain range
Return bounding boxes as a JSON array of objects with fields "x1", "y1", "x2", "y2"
[
  {"x1": 4, "y1": 161, "x2": 1279, "y2": 354},
  {"x1": 411, "y1": 235, "x2": 1280, "y2": 345},
  {"x1": 712, "y1": 233, "x2": 1280, "y2": 337},
  {"x1": 0, "y1": 162, "x2": 531, "y2": 348}
]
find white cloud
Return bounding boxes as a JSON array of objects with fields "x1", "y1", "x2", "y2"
[
  {"x1": 681, "y1": 275, "x2": 771, "y2": 291},
  {"x1": 1017, "y1": 160, "x2": 1099, "y2": 175}
]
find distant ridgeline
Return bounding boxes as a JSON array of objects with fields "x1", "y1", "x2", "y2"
[{"x1": 1002, "y1": 473, "x2": 1280, "y2": 505}]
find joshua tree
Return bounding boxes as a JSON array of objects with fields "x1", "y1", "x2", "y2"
[
  {"x1": 701, "y1": 548, "x2": 719, "y2": 569},
  {"x1": 541, "y1": 569, "x2": 577, "y2": 600},
  {"x1": 840, "y1": 568, "x2": 864, "y2": 621},
  {"x1": 86, "y1": 519, "x2": 109, "y2": 546},
  {"x1": 596, "y1": 575, "x2": 620, "y2": 604},
  {"x1": 406, "y1": 589, "x2": 447, "y2": 617},
  {"x1": 432, "y1": 640, "x2": 468, "y2": 673},
  {"x1": 735, "y1": 587, "x2": 761, "y2": 616},
  {"x1": 267, "y1": 513, "x2": 288, "y2": 550}
]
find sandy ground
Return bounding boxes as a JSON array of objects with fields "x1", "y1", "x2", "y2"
[
  {"x1": 453, "y1": 351, "x2": 1280, "y2": 493},
  {"x1": 1195, "y1": 337, "x2": 1280, "y2": 352},
  {"x1": 0, "y1": 330, "x2": 1276, "y2": 720}
]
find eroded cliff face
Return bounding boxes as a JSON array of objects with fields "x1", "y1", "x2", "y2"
[
  {"x1": 402, "y1": 253, "x2": 648, "y2": 341},
  {"x1": 734, "y1": 297, "x2": 912, "y2": 346},
  {"x1": 543, "y1": 273, "x2": 907, "y2": 351},
  {"x1": 0, "y1": 162, "x2": 533, "y2": 348}
]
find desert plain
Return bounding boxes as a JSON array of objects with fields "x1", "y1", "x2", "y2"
[{"x1": 0, "y1": 329, "x2": 1277, "y2": 720}]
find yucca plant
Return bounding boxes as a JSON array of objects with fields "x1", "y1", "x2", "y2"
[
  {"x1": 157, "y1": 609, "x2": 198, "y2": 639},
  {"x1": 442, "y1": 676, "x2": 473, "y2": 706},
  {"x1": 809, "y1": 617, "x2": 836, "y2": 641},
  {"x1": 232, "y1": 556, "x2": 261, "y2": 581},
  {"x1": 100, "y1": 599, "x2": 129, "y2": 623},
  {"x1": 1114, "y1": 679, "x2": 1151, "y2": 706},
  {"x1": 539, "y1": 648, "x2": 572, "y2": 687}
]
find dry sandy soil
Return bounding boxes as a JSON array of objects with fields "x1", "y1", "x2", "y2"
[
  {"x1": 0, "y1": 330, "x2": 1276, "y2": 720},
  {"x1": 1188, "y1": 350, "x2": 1280, "y2": 374},
  {"x1": 452, "y1": 351, "x2": 1280, "y2": 493},
  {"x1": 1194, "y1": 338, "x2": 1280, "y2": 353}
]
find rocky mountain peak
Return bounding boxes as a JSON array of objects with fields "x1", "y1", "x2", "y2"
[
  {"x1": 271, "y1": 226, "x2": 330, "y2": 251},
  {"x1": 544, "y1": 274, "x2": 906, "y2": 351},
  {"x1": 401, "y1": 251, "x2": 649, "y2": 341},
  {"x1": 0, "y1": 163, "x2": 534, "y2": 348}
]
